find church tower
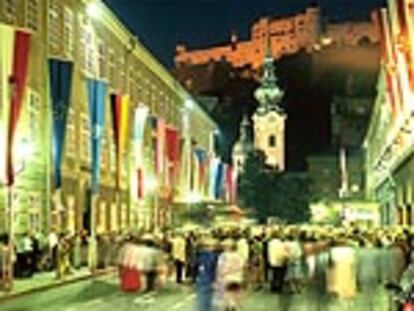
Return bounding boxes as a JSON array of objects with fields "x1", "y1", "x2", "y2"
[
  {"x1": 232, "y1": 114, "x2": 253, "y2": 172},
  {"x1": 253, "y1": 36, "x2": 286, "y2": 170}
]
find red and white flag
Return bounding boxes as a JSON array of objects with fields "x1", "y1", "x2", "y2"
[{"x1": 1, "y1": 25, "x2": 32, "y2": 186}]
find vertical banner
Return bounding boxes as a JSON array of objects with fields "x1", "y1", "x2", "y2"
[
  {"x1": 179, "y1": 136, "x2": 191, "y2": 196},
  {"x1": 110, "y1": 93, "x2": 129, "y2": 190},
  {"x1": 339, "y1": 146, "x2": 348, "y2": 198},
  {"x1": 0, "y1": 24, "x2": 15, "y2": 183},
  {"x1": 149, "y1": 116, "x2": 158, "y2": 175},
  {"x1": 49, "y1": 59, "x2": 73, "y2": 189},
  {"x1": 194, "y1": 148, "x2": 207, "y2": 195},
  {"x1": 156, "y1": 118, "x2": 166, "y2": 176},
  {"x1": 214, "y1": 161, "x2": 224, "y2": 200},
  {"x1": 5, "y1": 30, "x2": 31, "y2": 186},
  {"x1": 166, "y1": 127, "x2": 180, "y2": 199},
  {"x1": 134, "y1": 106, "x2": 149, "y2": 199},
  {"x1": 87, "y1": 79, "x2": 107, "y2": 193},
  {"x1": 232, "y1": 167, "x2": 238, "y2": 204},
  {"x1": 209, "y1": 157, "x2": 219, "y2": 199},
  {"x1": 225, "y1": 165, "x2": 233, "y2": 203}
]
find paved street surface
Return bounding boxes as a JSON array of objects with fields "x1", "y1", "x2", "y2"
[{"x1": 0, "y1": 272, "x2": 391, "y2": 311}]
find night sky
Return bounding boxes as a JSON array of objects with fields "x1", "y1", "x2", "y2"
[{"x1": 104, "y1": 0, "x2": 386, "y2": 69}]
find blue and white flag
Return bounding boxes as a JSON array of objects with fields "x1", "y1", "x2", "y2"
[
  {"x1": 49, "y1": 59, "x2": 73, "y2": 189},
  {"x1": 87, "y1": 78, "x2": 107, "y2": 193},
  {"x1": 214, "y1": 161, "x2": 224, "y2": 200}
]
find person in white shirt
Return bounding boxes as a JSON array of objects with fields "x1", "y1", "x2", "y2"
[
  {"x1": 216, "y1": 239, "x2": 245, "y2": 311},
  {"x1": 268, "y1": 233, "x2": 288, "y2": 293},
  {"x1": 236, "y1": 237, "x2": 249, "y2": 266},
  {"x1": 48, "y1": 229, "x2": 58, "y2": 269}
]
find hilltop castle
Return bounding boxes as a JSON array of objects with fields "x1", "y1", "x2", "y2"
[{"x1": 175, "y1": 5, "x2": 379, "y2": 70}]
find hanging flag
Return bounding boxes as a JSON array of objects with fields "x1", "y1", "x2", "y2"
[
  {"x1": 5, "y1": 28, "x2": 31, "y2": 186},
  {"x1": 137, "y1": 168, "x2": 144, "y2": 199},
  {"x1": 214, "y1": 161, "x2": 224, "y2": 200},
  {"x1": 225, "y1": 165, "x2": 234, "y2": 203},
  {"x1": 134, "y1": 106, "x2": 149, "y2": 199},
  {"x1": 179, "y1": 136, "x2": 192, "y2": 196},
  {"x1": 87, "y1": 78, "x2": 107, "y2": 193},
  {"x1": 49, "y1": 59, "x2": 73, "y2": 189},
  {"x1": 339, "y1": 146, "x2": 348, "y2": 198},
  {"x1": 149, "y1": 115, "x2": 158, "y2": 175},
  {"x1": 133, "y1": 106, "x2": 149, "y2": 165},
  {"x1": 110, "y1": 93, "x2": 129, "y2": 190},
  {"x1": 165, "y1": 126, "x2": 180, "y2": 191},
  {"x1": 232, "y1": 167, "x2": 238, "y2": 204},
  {"x1": 156, "y1": 118, "x2": 166, "y2": 176},
  {"x1": 194, "y1": 148, "x2": 207, "y2": 194},
  {"x1": 203, "y1": 154, "x2": 211, "y2": 197},
  {"x1": 209, "y1": 157, "x2": 219, "y2": 199},
  {"x1": 0, "y1": 24, "x2": 15, "y2": 183}
]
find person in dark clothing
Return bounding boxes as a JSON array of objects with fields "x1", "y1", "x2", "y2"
[
  {"x1": 195, "y1": 238, "x2": 219, "y2": 311},
  {"x1": 186, "y1": 233, "x2": 197, "y2": 283},
  {"x1": 30, "y1": 233, "x2": 40, "y2": 273},
  {"x1": 262, "y1": 237, "x2": 269, "y2": 282}
]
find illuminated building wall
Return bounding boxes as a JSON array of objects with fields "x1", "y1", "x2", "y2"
[
  {"x1": 364, "y1": 0, "x2": 414, "y2": 225},
  {"x1": 0, "y1": 0, "x2": 217, "y2": 235},
  {"x1": 175, "y1": 5, "x2": 378, "y2": 70}
]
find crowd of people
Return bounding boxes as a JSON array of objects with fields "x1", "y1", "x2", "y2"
[
  {"x1": 117, "y1": 225, "x2": 414, "y2": 311},
  {"x1": 0, "y1": 229, "x2": 124, "y2": 290},
  {"x1": 1, "y1": 224, "x2": 413, "y2": 309}
]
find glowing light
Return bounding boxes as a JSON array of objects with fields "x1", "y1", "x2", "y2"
[
  {"x1": 16, "y1": 138, "x2": 34, "y2": 162},
  {"x1": 145, "y1": 175, "x2": 158, "y2": 193},
  {"x1": 185, "y1": 99, "x2": 194, "y2": 109},
  {"x1": 86, "y1": 1, "x2": 101, "y2": 19},
  {"x1": 187, "y1": 191, "x2": 201, "y2": 203}
]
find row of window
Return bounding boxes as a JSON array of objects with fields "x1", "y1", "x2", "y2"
[
  {"x1": 2, "y1": 0, "x2": 182, "y2": 129},
  {"x1": 48, "y1": 1, "x2": 180, "y2": 127},
  {"x1": 3, "y1": 0, "x2": 40, "y2": 31}
]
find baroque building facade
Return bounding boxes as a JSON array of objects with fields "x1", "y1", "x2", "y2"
[
  {"x1": 364, "y1": 0, "x2": 414, "y2": 225},
  {"x1": 0, "y1": 0, "x2": 218, "y2": 236}
]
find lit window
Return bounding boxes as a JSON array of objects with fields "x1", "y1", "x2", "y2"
[
  {"x1": 66, "y1": 105, "x2": 75, "y2": 157},
  {"x1": 109, "y1": 141, "x2": 116, "y2": 172},
  {"x1": 81, "y1": 114, "x2": 91, "y2": 163},
  {"x1": 27, "y1": 89, "x2": 41, "y2": 144},
  {"x1": 63, "y1": 7, "x2": 74, "y2": 58},
  {"x1": 48, "y1": 0, "x2": 61, "y2": 52},
  {"x1": 79, "y1": 17, "x2": 97, "y2": 76},
  {"x1": 108, "y1": 49, "x2": 115, "y2": 86},
  {"x1": 101, "y1": 133, "x2": 108, "y2": 169},
  {"x1": 98, "y1": 41, "x2": 106, "y2": 79},
  {"x1": 119, "y1": 58, "x2": 125, "y2": 92},
  {"x1": 26, "y1": 0, "x2": 39, "y2": 31},
  {"x1": 28, "y1": 194, "x2": 41, "y2": 233},
  {"x1": 268, "y1": 135, "x2": 276, "y2": 147},
  {"x1": 4, "y1": 0, "x2": 16, "y2": 22}
]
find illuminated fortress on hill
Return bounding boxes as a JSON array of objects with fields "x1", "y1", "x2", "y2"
[{"x1": 175, "y1": 5, "x2": 379, "y2": 70}]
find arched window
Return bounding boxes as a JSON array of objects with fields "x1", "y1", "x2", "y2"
[{"x1": 268, "y1": 135, "x2": 276, "y2": 147}]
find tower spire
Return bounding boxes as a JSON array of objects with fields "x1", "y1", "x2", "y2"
[{"x1": 254, "y1": 34, "x2": 284, "y2": 114}]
